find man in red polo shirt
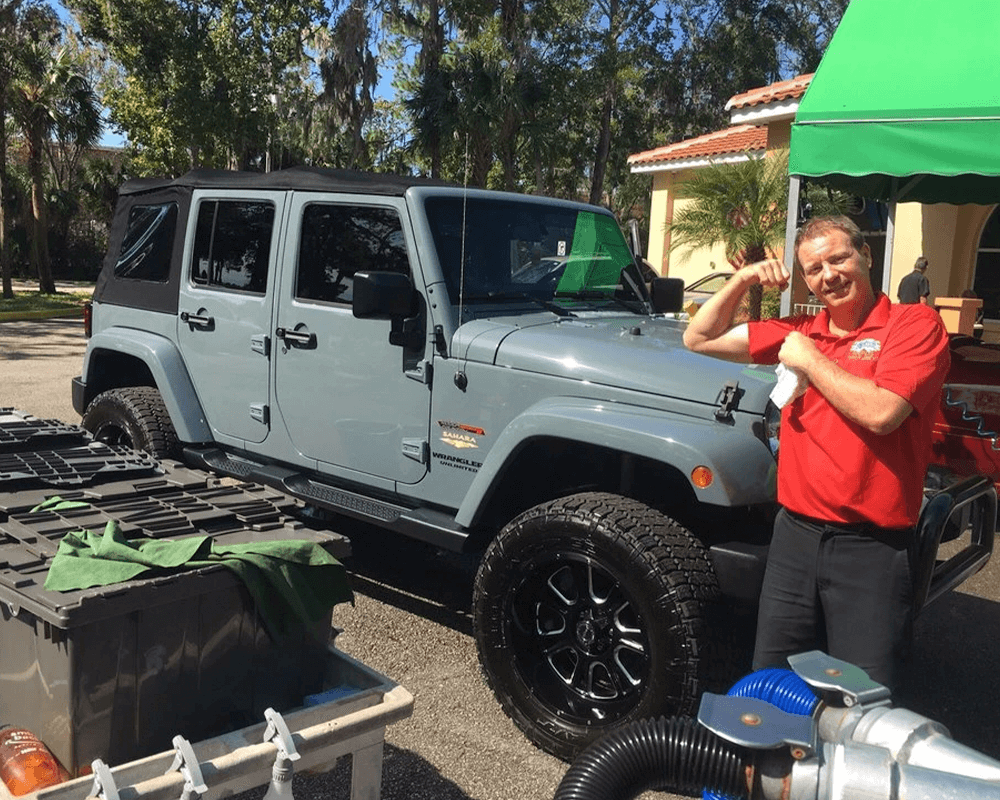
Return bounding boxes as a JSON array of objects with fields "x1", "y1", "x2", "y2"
[{"x1": 683, "y1": 216, "x2": 950, "y2": 688}]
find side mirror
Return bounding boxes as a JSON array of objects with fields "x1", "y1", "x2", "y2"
[
  {"x1": 648, "y1": 277, "x2": 684, "y2": 314},
  {"x1": 353, "y1": 271, "x2": 415, "y2": 319}
]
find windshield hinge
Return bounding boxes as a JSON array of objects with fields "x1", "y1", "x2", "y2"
[
  {"x1": 434, "y1": 325, "x2": 448, "y2": 356},
  {"x1": 715, "y1": 381, "x2": 743, "y2": 421}
]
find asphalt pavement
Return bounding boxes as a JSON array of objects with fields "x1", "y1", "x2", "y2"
[{"x1": 3, "y1": 317, "x2": 1000, "y2": 799}]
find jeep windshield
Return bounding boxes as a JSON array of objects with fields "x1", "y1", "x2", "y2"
[{"x1": 424, "y1": 196, "x2": 649, "y2": 313}]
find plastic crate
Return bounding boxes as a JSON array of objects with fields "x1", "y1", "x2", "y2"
[
  {"x1": 0, "y1": 475, "x2": 352, "y2": 775},
  {"x1": 0, "y1": 646, "x2": 413, "y2": 800},
  {"x1": 0, "y1": 410, "x2": 88, "y2": 454}
]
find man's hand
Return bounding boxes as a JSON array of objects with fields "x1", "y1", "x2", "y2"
[
  {"x1": 682, "y1": 258, "x2": 789, "y2": 361},
  {"x1": 777, "y1": 331, "x2": 820, "y2": 372},
  {"x1": 743, "y1": 259, "x2": 790, "y2": 291}
]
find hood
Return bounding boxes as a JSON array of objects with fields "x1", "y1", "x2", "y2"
[{"x1": 453, "y1": 313, "x2": 777, "y2": 412}]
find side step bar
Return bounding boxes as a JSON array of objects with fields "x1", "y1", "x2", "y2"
[{"x1": 183, "y1": 447, "x2": 471, "y2": 551}]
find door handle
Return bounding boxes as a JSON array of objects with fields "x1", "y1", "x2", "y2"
[
  {"x1": 180, "y1": 310, "x2": 214, "y2": 329},
  {"x1": 275, "y1": 327, "x2": 317, "y2": 348}
]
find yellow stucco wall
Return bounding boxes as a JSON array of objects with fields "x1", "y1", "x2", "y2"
[
  {"x1": 647, "y1": 172, "x2": 672, "y2": 275},
  {"x1": 889, "y1": 203, "x2": 994, "y2": 299},
  {"x1": 644, "y1": 121, "x2": 791, "y2": 290},
  {"x1": 888, "y1": 203, "x2": 954, "y2": 302}
]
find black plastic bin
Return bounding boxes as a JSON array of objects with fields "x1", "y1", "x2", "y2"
[{"x1": 0, "y1": 470, "x2": 352, "y2": 776}]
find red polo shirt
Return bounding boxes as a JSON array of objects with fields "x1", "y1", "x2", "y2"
[{"x1": 748, "y1": 294, "x2": 950, "y2": 528}]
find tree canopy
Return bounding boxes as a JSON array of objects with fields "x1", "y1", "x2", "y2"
[{"x1": 0, "y1": 0, "x2": 847, "y2": 284}]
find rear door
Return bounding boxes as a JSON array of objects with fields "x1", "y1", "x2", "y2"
[
  {"x1": 177, "y1": 190, "x2": 286, "y2": 444},
  {"x1": 272, "y1": 194, "x2": 431, "y2": 484}
]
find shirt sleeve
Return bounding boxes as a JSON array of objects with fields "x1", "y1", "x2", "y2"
[
  {"x1": 748, "y1": 316, "x2": 812, "y2": 364},
  {"x1": 875, "y1": 305, "x2": 950, "y2": 414}
]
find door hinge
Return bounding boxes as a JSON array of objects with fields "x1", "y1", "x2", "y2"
[
  {"x1": 401, "y1": 438, "x2": 429, "y2": 464},
  {"x1": 250, "y1": 334, "x2": 270, "y2": 357},
  {"x1": 405, "y1": 359, "x2": 433, "y2": 385},
  {"x1": 250, "y1": 403, "x2": 270, "y2": 425}
]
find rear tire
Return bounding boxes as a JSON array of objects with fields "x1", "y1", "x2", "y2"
[
  {"x1": 473, "y1": 491, "x2": 732, "y2": 760},
  {"x1": 82, "y1": 387, "x2": 180, "y2": 460}
]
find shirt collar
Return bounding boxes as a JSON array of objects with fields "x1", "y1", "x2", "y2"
[{"x1": 806, "y1": 293, "x2": 891, "y2": 339}]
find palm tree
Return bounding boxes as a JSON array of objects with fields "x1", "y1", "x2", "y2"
[
  {"x1": 10, "y1": 40, "x2": 100, "y2": 293},
  {"x1": 0, "y1": 0, "x2": 24, "y2": 300},
  {"x1": 666, "y1": 149, "x2": 790, "y2": 320}
]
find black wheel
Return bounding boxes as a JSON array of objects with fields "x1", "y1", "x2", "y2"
[
  {"x1": 473, "y1": 491, "x2": 730, "y2": 760},
  {"x1": 82, "y1": 387, "x2": 180, "y2": 460}
]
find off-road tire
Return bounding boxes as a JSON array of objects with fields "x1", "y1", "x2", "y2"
[
  {"x1": 82, "y1": 387, "x2": 180, "y2": 460},
  {"x1": 473, "y1": 491, "x2": 731, "y2": 761}
]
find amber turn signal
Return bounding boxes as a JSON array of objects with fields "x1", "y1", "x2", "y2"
[{"x1": 691, "y1": 466, "x2": 714, "y2": 488}]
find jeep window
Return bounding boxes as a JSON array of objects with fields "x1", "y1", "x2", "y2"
[
  {"x1": 114, "y1": 203, "x2": 178, "y2": 282},
  {"x1": 424, "y1": 197, "x2": 645, "y2": 310},
  {"x1": 295, "y1": 204, "x2": 409, "y2": 305},
  {"x1": 191, "y1": 200, "x2": 274, "y2": 293}
]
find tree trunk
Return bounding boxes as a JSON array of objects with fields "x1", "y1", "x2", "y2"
[
  {"x1": 27, "y1": 127, "x2": 55, "y2": 294},
  {"x1": 741, "y1": 244, "x2": 768, "y2": 321},
  {"x1": 422, "y1": 0, "x2": 443, "y2": 180},
  {"x1": 0, "y1": 93, "x2": 12, "y2": 300},
  {"x1": 588, "y1": 93, "x2": 613, "y2": 206}
]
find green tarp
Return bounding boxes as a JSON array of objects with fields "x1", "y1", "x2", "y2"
[{"x1": 789, "y1": 0, "x2": 1000, "y2": 204}]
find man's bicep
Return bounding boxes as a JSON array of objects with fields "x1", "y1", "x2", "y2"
[{"x1": 688, "y1": 323, "x2": 752, "y2": 362}]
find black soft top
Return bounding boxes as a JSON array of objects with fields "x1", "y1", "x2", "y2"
[
  {"x1": 120, "y1": 165, "x2": 452, "y2": 197},
  {"x1": 95, "y1": 167, "x2": 453, "y2": 313}
]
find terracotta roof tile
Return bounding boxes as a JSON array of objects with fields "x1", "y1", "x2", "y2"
[
  {"x1": 725, "y1": 73, "x2": 813, "y2": 111},
  {"x1": 627, "y1": 124, "x2": 766, "y2": 167}
]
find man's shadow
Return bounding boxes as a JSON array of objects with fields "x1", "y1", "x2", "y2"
[{"x1": 899, "y1": 590, "x2": 1000, "y2": 760}]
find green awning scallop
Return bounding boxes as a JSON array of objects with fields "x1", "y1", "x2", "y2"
[{"x1": 789, "y1": 0, "x2": 1000, "y2": 205}]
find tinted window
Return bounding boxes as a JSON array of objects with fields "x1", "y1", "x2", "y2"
[
  {"x1": 114, "y1": 203, "x2": 178, "y2": 282},
  {"x1": 424, "y1": 197, "x2": 641, "y2": 307},
  {"x1": 296, "y1": 205, "x2": 410, "y2": 304},
  {"x1": 974, "y1": 207, "x2": 1000, "y2": 320},
  {"x1": 191, "y1": 200, "x2": 275, "y2": 294}
]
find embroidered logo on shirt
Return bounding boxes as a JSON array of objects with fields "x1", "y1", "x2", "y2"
[{"x1": 849, "y1": 338, "x2": 882, "y2": 360}]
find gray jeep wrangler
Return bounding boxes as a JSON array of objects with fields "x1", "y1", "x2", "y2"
[{"x1": 73, "y1": 166, "x2": 786, "y2": 758}]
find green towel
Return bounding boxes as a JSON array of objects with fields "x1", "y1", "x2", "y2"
[{"x1": 41, "y1": 503, "x2": 352, "y2": 638}]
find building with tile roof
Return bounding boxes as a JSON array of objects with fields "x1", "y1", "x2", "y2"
[
  {"x1": 627, "y1": 75, "x2": 812, "y2": 293},
  {"x1": 629, "y1": 73, "x2": 1000, "y2": 340}
]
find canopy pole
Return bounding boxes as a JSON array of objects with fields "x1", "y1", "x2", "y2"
[
  {"x1": 781, "y1": 176, "x2": 801, "y2": 317},
  {"x1": 882, "y1": 181, "x2": 898, "y2": 296}
]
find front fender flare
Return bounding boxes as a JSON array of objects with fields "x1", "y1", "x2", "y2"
[
  {"x1": 455, "y1": 397, "x2": 776, "y2": 527},
  {"x1": 83, "y1": 328, "x2": 211, "y2": 443}
]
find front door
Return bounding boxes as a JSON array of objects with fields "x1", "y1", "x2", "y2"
[
  {"x1": 272, "y1": 195, "x2": 431, "y2": 484},
  {"x1": 177, "y1": 191, "x2": 286, "y2": 444}
]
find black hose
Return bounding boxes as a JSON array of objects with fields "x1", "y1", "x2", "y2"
[{"x1": 553, "y1": 716, "x2": 751, "y2": 800}]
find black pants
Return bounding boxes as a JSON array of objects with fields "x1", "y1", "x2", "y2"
[{"x1": 752, "y1": 507, "x2": 914, "y2": 689}]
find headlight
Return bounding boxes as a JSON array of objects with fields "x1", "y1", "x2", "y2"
[{"x1": 763, "y1": 400, "x2": 781, "y2": 458}]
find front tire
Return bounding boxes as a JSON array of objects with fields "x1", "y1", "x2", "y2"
[
  {"x1": 473, "y1": 492, "x2": 729, "y2": 760},
  {"x1": 82, "y1": 387, "x2": 180, "y2": 460}
]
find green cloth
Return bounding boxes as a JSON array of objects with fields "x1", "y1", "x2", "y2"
[{"x1": 39, "y1": 498, "x2": 352, "y2": 638}]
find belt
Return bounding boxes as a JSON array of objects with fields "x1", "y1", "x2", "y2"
[{"x1": 783, "y1": 508, "x2": 912, "y2": 543}]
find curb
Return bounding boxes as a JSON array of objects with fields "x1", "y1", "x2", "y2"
[{"x1": 0, "y1": 308, "x2": 85, "y2": 322}]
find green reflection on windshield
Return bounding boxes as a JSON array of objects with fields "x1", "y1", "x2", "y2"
[{"x1": 555, "y1": 212, "x2": 634, "y2": 295}]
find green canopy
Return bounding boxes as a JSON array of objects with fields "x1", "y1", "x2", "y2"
[{"x1": 789, "y1": 0, "x2": 1000, "y2": 205}]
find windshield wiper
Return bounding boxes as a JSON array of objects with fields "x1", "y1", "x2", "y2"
[
  {"x1": 465, "y1": 291, "x2": 575, "y2": 317},
  {"x1": 553, "y1": 290, "x2": 645, "y2": 314}
]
